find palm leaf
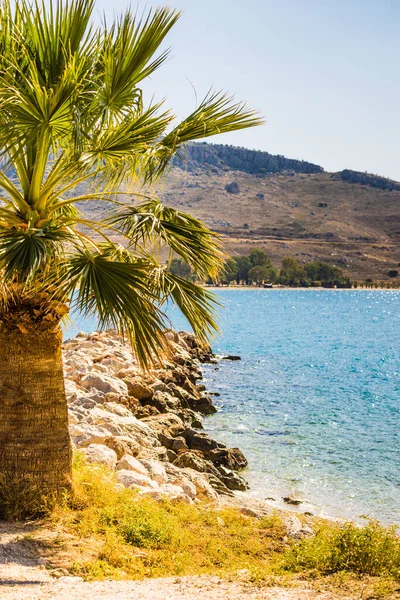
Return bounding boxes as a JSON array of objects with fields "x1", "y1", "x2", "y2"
[
  {"x1": 0, "y1": 224, "x2": 71, "y2": 279},
  {"x1": 64, "y1": 249, "x2": 169, "y2": 367},
  {"x1": 111, "y1": 197, "x2": 225, "y2": 279},
  {"x1": 154, "y1": 268, "x2": 220, "y2": 341}
]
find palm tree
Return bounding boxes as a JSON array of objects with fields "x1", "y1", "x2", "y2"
[{"x1": 0, "y1": 0, "x2": 262, "y2": 503}]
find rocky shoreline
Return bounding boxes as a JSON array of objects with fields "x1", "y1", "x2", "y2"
[{"x1": 64, "y1": 330, "x2": 250, "y2": 504}]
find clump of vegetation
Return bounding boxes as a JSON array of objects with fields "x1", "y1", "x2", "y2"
[
  {"x1": 55, "y1": 454, "x2": 287, "y2": 580},
  {"x1": 285, "y1": 520, "x2": 400, "y2": 579}
]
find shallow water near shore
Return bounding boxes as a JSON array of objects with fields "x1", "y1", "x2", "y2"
[{"x1": 65, "y1": 289, "x2": 400, "y2": 525}]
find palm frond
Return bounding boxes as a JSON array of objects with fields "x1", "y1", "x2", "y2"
[
  {"x1": 154, "y1": 268, "x2": 220, "y2": 341},
  {"x1": 63, "y1": 249, "x2": 169, "y2": 367},
  {"x1": 146, "y1": 91, "x2": 264, "y2": 179},
  {"x1": 111, "y1": 197, "x2": 225, "y2": 278},
  {"x1": 95, "y1": 8, "x2": 180, "y2": 120},
  {"x1": 0, "y1": 224, "x2": 71, "y2": 280}
]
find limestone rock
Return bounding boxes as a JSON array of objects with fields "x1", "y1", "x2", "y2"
[
  {"x1": 123, "y1": 377, "x2": 154, "y2": 401},
  {"x1": 187, "y1": 395, "x2": 217, "y2": 415},
  {"x1": 142, "y1": 413, "x2": 185, "y2": 437},
  {"x1": 174, "y1": 451, "x2": 207, "y2": 472},
  {"x1": 208, "y1": 447, "x2": 248, "y2": 470},
  {"x1": 81, "y1": 373, "x2": 128, "y2": 396},
  {"x1": 139, "y1": 459, "x2": 168, "y2": 484},
  {"x1": 183, "y1": 430, "x2": 219, "y2": 453},
  {"x1": 116, "y1": 469, "x2": 158, "y2": 489},
  {"x1": 171, "y1": 436, "x2": 188, "y2": 452},
  {"x1": 69, "y1": 423, "x2": 110, "y2": 447},
  {"x1": 103, "y1": 435, "x2": 141, "y2": 459},
  {"x1": 217, "y1": 465, "x2": 249, "y2": 491},
  {"x1": 116, "y1": 454, "x2": 149, "y2": 475},
  {"x1": 81, "y1": 444, "x2": 118, "y2": 468}
]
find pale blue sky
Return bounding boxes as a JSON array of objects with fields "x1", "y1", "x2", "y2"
[{"x1": 97, "y1": 0, "x2": 400, "y2": 179}]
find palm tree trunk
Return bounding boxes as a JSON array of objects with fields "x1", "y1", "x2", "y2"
[{"x1": 0, "y1": 324, "x2": 72, "y2": 499}]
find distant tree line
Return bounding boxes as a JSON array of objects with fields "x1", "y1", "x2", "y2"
[
  {"x1": 168, "y1": 249, "x2": 353, "y2": 288},
  {"x1": 220, "y1": 250, "x2": 352, "y2": 287}
]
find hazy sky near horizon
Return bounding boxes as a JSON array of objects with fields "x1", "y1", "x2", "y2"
[{"x1": 96, "y1": 0, "x2": 400, "y2": 180}]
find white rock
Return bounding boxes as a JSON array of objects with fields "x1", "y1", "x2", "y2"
[
  {"x1": 158, "y1": 483, "x2": 193, "y2": 504},
  {"x1": 139, "y1": 459, "x2": 168, "y2": 484},
  {"x1": 160, "y1": 483, "x2": 184, "y2": 496},
  {"x1": 181, "y1": 469, "x2": 219, "y2": 502},
  {"x1": 102, "y1": 402, "x2": 133, "y2": 417},
  {"x1": 86, "y1": 407, "x2": 159, "y2": 448},
  {"x1": 285, "y1": 515, "x2": 303, "y2": 535},
  {"x1": 138, "y1": 485, "x2": 191, "y2": 504},
  {"x1": 81, "y1": 373, "x2": 128, "y2": 395},
  {"x1": 117, "y1": 454, "x2": 149, "y2": 475},
  {"x1": 116, "y1": 469, "x2": 158, "y2": 489},
  {"x1": 69, "y1": 423, "x2": 110, "y2": 447},
  {"x1": 81, "y1": 444, "x2": 118, "y2": 468},
  {"x1": 65, "y1": 379, "x2": 80, "y2": 397},
  {"x1": 101, "y1": 357, "x2": 131, "y2": 372},
  {"x1": 86, "y1": 392, "x2": 106, "y2": 404},
  {"x1": 90, "y1": 364, "x2": 109, "y2": 374}
]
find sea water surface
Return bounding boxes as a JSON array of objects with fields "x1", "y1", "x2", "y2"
[{"x1": 66, "y1": 289, "x2": 400, "y2": 524}]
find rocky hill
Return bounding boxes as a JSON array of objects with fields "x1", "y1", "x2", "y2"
[
  {"x1": 172, "y1": 142, "x2": 323, "y2": 176},
  {"x1": 155, "y1": 143, "x2": 400, "y2": 282}
]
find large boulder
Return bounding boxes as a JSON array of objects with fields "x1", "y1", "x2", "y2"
[
  {"x1": 116, "y1": 454, "x2": 149, "y2": 475},
  {"x1": 183, "y1": 430, "x2": 220, "y2": 453},
  {"x1": 86, "y1": 407, "x2": 159, "y2": 448},
  {"x1": 208, "y1": 447, "x2": 248, "y2": 470},
  {"x1": 122, "y1": 377, "x2": 154, "y2": 401},
  {"x1": 116, "y1": 469, "x2": 158, "y2": 489},
  {"x1": 139, "y1": 459, "x2": 168, "y2": 485},
  {"x1": 186, "y1": 396, "x2": 217, "y2": 415},
  {"x1": 225, "y1": 181, "x2": 240, "y2": 194},
  {"x1": 142, "y1": 413, "x2": 185, "y2": 437},
  {"x1": 81, "y1": 444, "x2": 118, "y2": 468},
  {"x1": 103, "y1": 435, "x2": 141, "y2": 459},
  {"x1": 174, "y1": 451, "x2": 207, "y2": 472},
  {"x1": 81, "y1": 373, "x2": 128, "y2": 396},
  {"x1": 69, "y1": 423, "x2": 110, "y2": 448},
  {"x1": 217, "y1": 465, "x2": 249, "y2": 491}
]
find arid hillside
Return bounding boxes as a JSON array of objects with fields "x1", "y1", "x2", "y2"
[{"x1": 151, "y1": 143, "x2": 400, "y2": 282}]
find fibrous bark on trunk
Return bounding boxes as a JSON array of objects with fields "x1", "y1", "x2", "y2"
[{"x1": 0, "y1": 323, "x2": 72, "y2": 500}]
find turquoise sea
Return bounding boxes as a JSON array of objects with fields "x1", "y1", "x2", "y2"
[{"x1": 66, "y1": 289, "x2": 400, "y2": 524}]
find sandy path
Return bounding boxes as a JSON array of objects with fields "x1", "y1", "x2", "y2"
[{"x1": 0, "y1": 571, "x2": 333, "y2": 600}]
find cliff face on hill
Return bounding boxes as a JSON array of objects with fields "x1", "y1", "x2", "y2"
[
  {"x1": 156, "y1": 143, "x2": 400, "y2": 281},
  {"x1": 172, "y1": 142, "x2": 323, "y2": 175},
  {"x1": 339, "y1": 169, "x2": 400, "y2": 192}
]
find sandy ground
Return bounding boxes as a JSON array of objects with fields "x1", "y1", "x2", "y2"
[{"x1": 0, "y1": 570, "x2": 335, "y2": 600}]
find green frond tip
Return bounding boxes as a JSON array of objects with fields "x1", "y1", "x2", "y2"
[
  {"x1": 63, "y1": 249, "x2": 169, "y2": 368},
  {"x1": 163, "y1": 91, "x2": 264, "y2": 146},
  {"x1": 154, "y1": 269, "x2": 221, "y2": 342},
  {"x1": 111, "y1": 197, "x2": 226, "y2": 279},
  {"x1": 0, "y1": 225, "x2": 72, "y2": 280}
]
